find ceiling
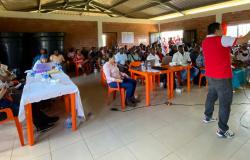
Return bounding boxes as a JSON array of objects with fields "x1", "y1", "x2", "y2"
[{"x1": 0, "y1": 0, "x2": 233, "y2": 19}]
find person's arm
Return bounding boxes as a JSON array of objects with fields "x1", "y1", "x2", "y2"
[
  {"x1": 0, "y1": 74, "x2": 11, "y2": 82},
  {"x1": 172, "y1": 54, "x2": 177, "y2": 63},
  {"x1": 49, "y1": 55, "x2": 53, "y2": 62},
  {"x1": 0, "y1": 87, "x2": 7, "y2": 99},
  {"x1": 103, "y1": 64, "x2": 122, "y2": 83},
  {"x1": 32, "y1": 60, "x2": 40, "y2": 70},
  {"x1": 186, "y1": 53, "x2": 192, "y2": 63},
  {"x1": 121, "y1": 72, "x2": 129, "y2": 78},
  {"x1": 236, "y1": 31, "x2": 250, "y2": 45},
  {"x1": 61, "y1": 55, "x2": 65, "y2": 63}
]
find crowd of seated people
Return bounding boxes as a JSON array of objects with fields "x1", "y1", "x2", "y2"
[
  {"x1": 230, "y1": 43, "x2": 250, "y2": 87},
  {"x1": 232, "y1": 43, "x2": 250, "y2": 65},
  {"x1": 62, "y1": 40, "x2": 206, "y2": 88}
]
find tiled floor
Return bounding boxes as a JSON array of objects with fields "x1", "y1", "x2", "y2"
[{"x1": 1, "y1": 73, "x2": 250, "y2": 160}]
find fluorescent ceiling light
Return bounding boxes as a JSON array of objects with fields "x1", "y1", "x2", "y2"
[
  {"x1": 150, "y1": 13, "x2": 183, "y2": 21},
  {"x1": 151, "y1": 0, "x2": 250, "y2": 21},
  {"x1": 184, "y1": 0, "x2": 250, "y2": 15}
]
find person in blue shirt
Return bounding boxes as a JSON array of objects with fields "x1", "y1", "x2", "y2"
[
  {"x1": 115, "y1": 48, "x2": 128, "y2": 65},
  {"x1": 32, "y1": 49, "x2": 48, "y2": 66},
  {"x1": 196, "y1": 51, "x2": 205, "y2": 74}
]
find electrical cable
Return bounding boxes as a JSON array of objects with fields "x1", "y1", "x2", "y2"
[
  {"x1": 110, "y1": 88, "x2": 250, "y2": 130},
  {"x1": 239, "y1": 87, "x2": 250, "y2": 129}
]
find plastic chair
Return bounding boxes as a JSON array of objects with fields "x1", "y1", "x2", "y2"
[
  {"x1": 100, "y1": 68, "x2": 106, "y2": 87},
  {"x1": 75, "y1": 62, "x2": 91, "y2": 77},
  {"x1": 0, "y1": 108, "x2": 24, "y2": 146},
  {"x1": 199, "y1": 68, "x2": 208, "y2": 88},
  {"x1": 103, "y1": 73, "x2": 126, "y2": 111}
]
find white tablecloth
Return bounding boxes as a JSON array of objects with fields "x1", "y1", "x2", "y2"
[{"x1": 18, "y1": 72, "x2": 85, "y2": 121}]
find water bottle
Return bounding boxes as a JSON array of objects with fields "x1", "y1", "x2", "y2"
[
  {"x1": 30, "y1": 70, "x2": 35, "y2": 77},
  {"x1": 94, "y1": 64, "x2": 98, "y2": 74},
  {"x1": 55, "y1": 63, "x2": 62, "y2": 71},
  {"x1": 175, "y1": 78, "x2": 179, "y2": 88},
  {"x1": 65, "y1": 116, "x2": 72, "y2": 128},
  {"x1": 141, "y1": 62, "x2": 145, "y2": 71},
  {"x1": 42, "y1": 72, "x2": 50, "y2": 79},
  {"x1": 147, "y1": 62, "x2": 151, "y2": 71}
]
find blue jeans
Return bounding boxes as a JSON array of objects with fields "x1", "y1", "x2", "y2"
[
  {"x1": 109, "y1": 78, "x2": 137, "y2": 100},
  {"x1": 181, "y1": 67, "x2": 199, "y2": 81},
  {"x1": 0, "y1": 99, "x2": 19, "y2": 121}
]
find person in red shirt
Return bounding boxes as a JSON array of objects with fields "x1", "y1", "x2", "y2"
[
  {"x1": 74, "y1": 49, "x2": 84, "y2": 67},
  {"x1": 202, "y1": 22, "x2": 250, "y2": 138}
]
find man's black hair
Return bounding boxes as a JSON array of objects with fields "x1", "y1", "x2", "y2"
[
  {"x1": 108, "y1": 52, "x2": 114, "y2": 59},
  {"x1": 178, "y1": 45, "x2": 183, "y2": 49},
  {"x1": 208, "y1": 22, "x2": 221, "y2": 35}
]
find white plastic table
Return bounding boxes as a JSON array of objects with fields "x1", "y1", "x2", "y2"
[{"x1": 18, "y1": 72, "x2": 85, "y2": 145}]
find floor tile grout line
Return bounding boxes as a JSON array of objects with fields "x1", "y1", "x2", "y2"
[
  {"x1": 94, "y1": 145, "x2": 127, "y2": 160},
  {"x1": 9, "y1": 136, "x2": 16, "y2": 160},
  {"x1": 48, "y1": 135, "x2": 53, "y2": 160},
  {"x1": 159, "y1": 151, "x2": 174, "y2": 160},
  {"x1": 149, "y1": 123, "x2": 210, "y2": 155},
  {"x1": 79, "y1": 129, "x2": 95, "y2": 160},
  {"x1": 80, "y1": 117, "x2": 139, "y2": 159},
  {"x1": 88, "y1": 120, "x2": 130, "y2": 159},
  {"x1": 125, "y1": 145, "x2": 140, "y2": 160},
  {"x1": 227, "y1": 138, "x2": 250, "y2": 160},
  {"x1": 47, "y1": 128, "x2": 83, "y2": 153}
]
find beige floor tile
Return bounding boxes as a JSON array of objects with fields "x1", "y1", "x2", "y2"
[
  {"x1": 230, "y1": 139, "x2": 250, "y2": 160},
  {"x1": 11, "y1": 138, "x2": 50, "y2": 160},
  {"x1": 152, "y1": 124, "x2": 201, "y2": 152},
  {"x1": 96, "y1": 147, "x2": 136, "y2": 160},
  {"x1": 127, "y1": 135, "x2": 171, "y2": 160},
  {"x1": 111, "y1": 118, "x2": 151, "y2": 144},
  {"x1": 0, "y1": 134, "x2": 15, "y2": 159},
  {"x1": 84, "y1": 129, "x2": 123, "y2": 159},
  {"x1": 49, "y1": 128, "x2": 82, "y2": 151},
  {"x1": 176, "y1": 132, "x2": 245, "y2": 160},
  {"x1": 162, "y1": 153, "x2": 182, "y2": 160},
  {"x1": 30, "y1": 153, "x2": 51, "y2": 160},
  {"x1": 51, "y1": 141, "x2": 93, "y2": 160},
  {"x1": 79, "y1": 117, "x2": 109, "y2": 138}
]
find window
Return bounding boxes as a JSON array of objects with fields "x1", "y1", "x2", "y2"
[
  {"x1": 227, "y1": 23, "x2": 250, "y2": 37},
  {"x1": 238, "y1": 23, "x2": 250, "y2": 37},
  {"x1": 226, "y1": 25, "x2": 237, "y2": 37},
  {"x1": 161, "y1": 30, "x2": 184, "y2": 44},
  {"x1": 150, "y1": 32, "x2": 160, "y2": 44},
  {"x1": 102, "y1": 34, "x2": 106, "y2": 47}
]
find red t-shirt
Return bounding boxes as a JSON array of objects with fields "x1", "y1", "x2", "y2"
[{"x1": 202, "y1": 35, "x2": 237, "y2": 79}]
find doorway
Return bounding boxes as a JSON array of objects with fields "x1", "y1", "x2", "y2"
[
  {"x1": 183, "y1": 30, "x2": 197, "y2": 44},
  {"x1": 102, "y1": 32, "x2": 117, "y2": 48}
]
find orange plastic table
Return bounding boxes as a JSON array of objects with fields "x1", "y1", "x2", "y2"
[
  {"x1": 164, "y1": 65, "x2": 191, "y2": 99},
  {"x1": 129, "y1": 69, "x2": 171, "y2": 106},
  {"x1": 25, "y1": 93, "x2": 77, "y2": 146}
]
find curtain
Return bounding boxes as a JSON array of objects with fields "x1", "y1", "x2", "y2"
[{"x1": 221, "y1": 22, "x2": 227, "y2": 35}]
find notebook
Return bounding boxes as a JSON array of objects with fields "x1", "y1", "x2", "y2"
[{"x1": 34, "y1": 63, "x2": 54, "y2": 73}]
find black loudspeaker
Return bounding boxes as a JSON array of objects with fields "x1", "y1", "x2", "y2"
[
  {"x1": 0, "y1": 32, "x2": 65, "y2": 74},
  {"x1": 32, "y1": 32, "x2": 64, "y2": 56},
  {"x1": 0, "y1": 32, "x2": 24, "y2": 70},
  {"x1": 183, "y1": 30, "x2": 197, "y2": 44}
]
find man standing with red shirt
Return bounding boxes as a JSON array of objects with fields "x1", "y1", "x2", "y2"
[{"x1": 202, "y1": 23, "x2": 250, "y2": 138}]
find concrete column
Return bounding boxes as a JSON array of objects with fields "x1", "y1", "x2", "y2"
[
  {"x1": 216, "y1": 13, "x2": 222, "y2": 23},
  {"x1": 97, "y1": 20, "x2": 103, "y2": 47}
]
